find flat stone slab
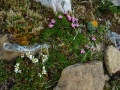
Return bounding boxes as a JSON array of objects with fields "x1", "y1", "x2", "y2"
[
  {"x1": 105, "y1": 45, "x2": 120, "y2": 74},
  {"x1": 0, "y1": 34, "x2": 50, "y2": 61},
  {"x1": 54, "y1": 61, "x2": 107, "y2": 90}
]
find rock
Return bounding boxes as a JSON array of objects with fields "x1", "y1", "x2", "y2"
[
  {"x1": 54, "y1": 61, "x2": 107, "y2": 90},
  {"x1": 33, "y1": 0, "x2": 72, "y2": 13},
  {"x1": 0, "y1": 34, "x2": 50, "y2": 61},
  {"x1": 109, "y1": 0, "x2": 120, "y2": 6},
  {"x1": 105, "y1": 45, "x2": 120, "y2": 74},
  {"x1": 107, "y1": 31, "x2": 120, "y2": 50}
]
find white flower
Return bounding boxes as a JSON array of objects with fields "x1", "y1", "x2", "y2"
[
  {"x1": 42, "y1": 66, "x2": 47, "y2": 75},
  {"x1": 42, "y1": 55, "x2": 48, "y2": 63},
  {"x1": 29, "y1": 55, "x2": 33, "y2": 60},
  {"x1": 26, "y1": 52, "x2": 39, "y2": 64},
  {"x1": 38, "y1": 73, "x2": 42, "y2": 78},
  {"x1": 21, "y1": 53, "x2": 24, "y2": 58},
  {"x1": 14, "y1": 63, "x2": 21, "y2": 73},
  {"x1": 42, "y1": 59, "x2": 47, "y2": 63},
  {"x1": 14, "y1": 68, "x2": 19, "y2": 73},
  {"x1": 42, "y1": 55, "x2": 48, "y2": 60},
  {"x1": 14, "y1": 63, "x2": 20, "y2": 68},
  {"x1": 14, "y1": 67, "x2": 21, "y2": 73},
  {"x1": 32, "y1": 58, "x2": 38, "y2": 63},
  {"x1": 26, "y1": 52, "x2": 31, "y2": 58},
  {"x1": 35, "y1": 58, "x2": 38, "y2": 63}
]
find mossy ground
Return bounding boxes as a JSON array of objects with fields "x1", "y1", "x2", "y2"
[{"x1": 0, "y1": 0, "x2": 120, "y2": 90}]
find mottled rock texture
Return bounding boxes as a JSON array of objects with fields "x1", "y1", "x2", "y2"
[
  {"x1": 105, "y1": 45, "x2": 120, "y2": 74},
  {"x1": 54, "y1": 61, "x2": 107, "y2": 90}
]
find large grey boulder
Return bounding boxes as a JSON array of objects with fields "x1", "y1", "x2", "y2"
[
  {"x1": 105, "y1": 45, "x2": 120, "y2": 74},
  {"x1": 54, "y1": 61, "x2": 107, "y2": 90}
]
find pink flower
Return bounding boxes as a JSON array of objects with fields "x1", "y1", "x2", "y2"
[
  {"x1": 75, "y1": 18, "x2": 78, "y2": 22},
  {"x1": 51, "y1": 19, "x2": 56, "y2": 24},
  {"x1": 92, "y1": 37, "x2": 96, "y2": 41},
  {"x1": 71, "y1": 23, "x2": 76, "y2": 28},
  {"x1": 64, "y1": 12, "x2": 67, "y2": 15},
  {"x1": 47, "y1": 18, "x2": 50, "y2": 21},
  {"x1": 67, "y1": 15, "x2": 71, "y2": 21},
  {"x1": 58, "y1": 15, "x2": 63, "y2": 19},
  {"x1": 75, "y1": 23, "x2": 80, "y2": 27},
  {"x1": 80, "y1": 49, "x2": 85, "y2": 54},
  {"x1": 48, "y1": 23, "x2": 54, "y2": 28},
  {"x1": 71, "y1": 17, "x2": 75, "y2": 23},
  {"x1": 86, "y1": 45, "x2": 90, "y2": 49}
]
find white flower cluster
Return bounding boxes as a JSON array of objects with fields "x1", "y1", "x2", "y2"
[
  {"x1": 42, "y1": 66, "x2": 47, "y2": 75},
  {"x1": 26, "y1": 52, "x2": 39, "y2": 64},
  {"x1": 40, "y1": 44, "x2": 49, "y2": 75},
  {"x1": 14, "y1": 63, "x2": 21, "y2": 73},
  {"x1": 14, "y1": 44, "x2": 50, "y2": 76}
]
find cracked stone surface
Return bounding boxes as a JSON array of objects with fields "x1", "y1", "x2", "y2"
[
  {"x1": 105, "y1": 45, "x2": 120, "y2": 74},
  {"x1": 54, "y1": 61, "x2": 107, "y2": 90}
]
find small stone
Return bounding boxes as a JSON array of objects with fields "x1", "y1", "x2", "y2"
[
  {"x1": 54, "y1": 61, "x2": 107, "y2": 90},
  {"x1": 105, "y1": 45, "x2": 120, "y2": 74}
]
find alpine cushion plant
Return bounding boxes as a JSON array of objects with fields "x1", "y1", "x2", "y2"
[{"x1": 39, "y1": 13, "x2": 97, "y2": 64}]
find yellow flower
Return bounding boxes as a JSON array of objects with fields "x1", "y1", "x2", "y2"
[{"x1": 91, "y1": 20, "x2": 98, "y2": 27}]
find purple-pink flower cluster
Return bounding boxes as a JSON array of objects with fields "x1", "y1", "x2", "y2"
[
  {"x1": 65, "y1": 14, "x2": 79, "y2": 29},
  {"x1": 48, "y1": 14, "x2": 79, "y2": 29},
  {"x1": 48, "y1": 19, "x2": 56, "y2": 28},
  {"x1": 92, "y1": 37, "x2": 96, "y2": 41},
  {"x1": 48, "y1": 15, "x2": 63, "y2": 28}
]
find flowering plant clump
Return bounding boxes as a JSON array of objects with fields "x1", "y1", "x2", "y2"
[
  {"x1": 91, "y1": 20, "x2": 98, "y2": 27},
  {"x1": 14, "y1": 63, "x2": 21, "y2": 73},
  {"x1": 11, "y1": 47, "x2": 49, "y2": 89},
  {"x1": 87, "y1": 20, "x2": 98, "y2": 33},
  {"x1": 39, "y1": 13, "x2": 99, "y2": 64},
  {"x1": 26, "y1": 52, "x2": 39, "y2": 64}
]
